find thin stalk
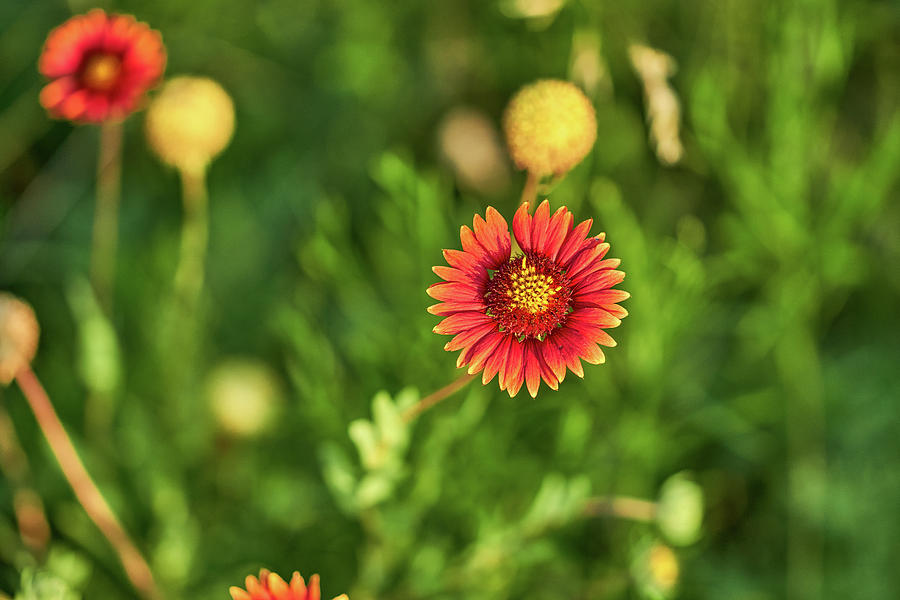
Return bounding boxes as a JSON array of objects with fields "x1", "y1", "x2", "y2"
[
  {"x1": 582, "y1": 495, "x2": 657, "y2": 522},
  {"x1": 0, "y1": 400, "x2": 50, "y2": 553},
  {"x1": 91, "y1": 120, "x2": 124, "y2": 312},
  {"x1": 402, "y1": 372, "x2": 475, "y2": 422},
  {"x1": 519, "y1": 170, "x2": 540, "y2": 209},
  {"x1": 14, "y1": 367, "x2": 161, "y2": 600},
  {"x1": 173, "y1": 166, "x2": 209, "y2": 310}
]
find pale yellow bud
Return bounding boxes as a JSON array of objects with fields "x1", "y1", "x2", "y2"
[
  {"x1": 438, "y1": 107, "x2": 511, "y2": 196},
  {"x1": 657, "y1": 472, "x2": 704, "y2": 546},
  {"x1": 503, "y1": 79, "x2": 597, "y2": 176},
  {"x1": 0, "y1": 293, "x2": 39, "y2": 385},
  {"x1": 500, "y1": 0, "x2": 567, "y2": 21},
  {"x1": 145, "y1": 76, "x2": 235, "y2": 174},
  {"x1": 206, "y1": 358, "x2": 282, "y2": 438}
]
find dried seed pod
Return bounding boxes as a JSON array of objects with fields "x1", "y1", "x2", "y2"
[{"x1": 0, "y1": 293, "x2": 40, "y2": 385}]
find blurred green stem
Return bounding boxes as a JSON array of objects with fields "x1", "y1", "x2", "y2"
[
  {"x1": 778, "y1": 326, "x2": 826, "y2": 600},
  {"x1": 174, "y1": 166, "x2": 209, "y2": 310},
  {"x1": 14, "y1": 366, "x2": 162, "y2": 600},
  {"x1": 91, "y1": 120, "x2": 123, "y2": 313},
  {"x1": 402, "y1": 372, "x2": 475, "y2": 422},
  {"x1": 520, "y1": 170, "x2": 539, "y2": 209}
]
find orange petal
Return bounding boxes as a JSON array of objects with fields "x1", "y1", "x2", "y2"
[
  {"x1": 230, "y1": 587, "x2": 252, "y2": 600},
  {"x1": 267, "y1": 572, "x2": 290, "y2": 599},
  {"x1": 307, "y1": 574, "x2": 321, "y2": 600},
  {"x1": 512, "y1": 202, "x2": 532, "y2": 252},
  {"x1": 289, "y1": 572, "x2": 307, "y2": 597}
]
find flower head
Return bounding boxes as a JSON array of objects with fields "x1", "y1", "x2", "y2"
[
  {"x1": 145, "y1": 76, "x2": 235, "y2": 174},
  {"x1": 0, "y1": 293, "x2": 40, "y2": 385},
  {"x1": 503, "y1": 79, "x2": 597, "y2": 176},
  {"x1": 229, "y1": 570, "x2": 348, "y2": 600},
  {"x1": 38, "y1": 9, "x2": 166, "y2": 123},
  {"x1": 428, "y1": 201, "x2": 628, "y2": 397},
  {"x1": 206, "y1": 358, "x2": 282, "y2": 439}
]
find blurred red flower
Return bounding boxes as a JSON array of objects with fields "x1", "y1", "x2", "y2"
[
  {"x1": 230, "y1": 570, "x2": 348, "y2": 600},
  {"x1": 38, "y1": 9, "x2": 166, "y2": 123},
  {"x1": 429, "y1": 200, "x2": 629, "y2": 397}
]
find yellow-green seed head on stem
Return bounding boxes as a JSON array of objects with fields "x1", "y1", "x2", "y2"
[
  {"x1": 503, "y1": 79, "x2": 597, "y2": 177},
  {"x1": 145, "y1": 76, "x2": 235, "y2": 175}
]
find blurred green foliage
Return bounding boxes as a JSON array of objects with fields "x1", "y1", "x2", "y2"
[{"x1": 1, "y1": 0, "x2": 899, "y2": 599}]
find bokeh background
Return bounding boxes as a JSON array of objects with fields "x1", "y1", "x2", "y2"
[{"x1": 1, "y1": 0, "x2": 899, "y2": 598}]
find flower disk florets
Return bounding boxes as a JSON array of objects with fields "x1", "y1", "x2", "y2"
[
  {"x1": 485, "y1": 253, "x2": 572, "y2": 339},
  {"x1": 503, "y1": 79, "x2": 597, "y2": 176}
]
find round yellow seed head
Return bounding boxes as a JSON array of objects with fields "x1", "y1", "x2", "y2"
[
  {"x1": 145, "y1": 76, "x2": 235, "y2": 174},
  {"x1": 0, "y1": 293, "x2": 40, "y2": 385},
  {"x1": 206, "y1": 358, "x2": 282, "y2": 438},
  {"x1": 503, "y1": 79, "x2": 597, "y2": 176}
]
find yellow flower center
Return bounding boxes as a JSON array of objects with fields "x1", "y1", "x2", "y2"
[
  {"x1": 485, "y1": 253, "x2": 573, "y2": 339},
  {"x1": 506, "y1": 256, "x2": 560, "y2": 314},
  {"x1": 81, "y1": 53, "x2": 122, "y2": 92}
]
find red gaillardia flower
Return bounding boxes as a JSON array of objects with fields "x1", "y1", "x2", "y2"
[
  {"x1": 230, "y1": 570, "x2": 348, "y2": 600},
  {"x1": 428, "y1": 200, "x2": 629, "y2": 397},
  {"x1": 38, "y1": 9, "x2": 166, "y2": 123}
]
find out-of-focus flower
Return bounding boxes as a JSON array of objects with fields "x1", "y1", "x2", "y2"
[
  {"x1": 503, "y1": 79, "x2": 597, "y2": 177},
  {"x1": 206, "y1": 359, "x2": 282, "y2": 439},
  {"x1": 569, "y1": 30, "x2": 611, "y2": 99},
  {"x1": 38, "y1": 9, "x2": 166, "y2": 123},
  {"x1": 656, "y1": 472, "x2": 704, "y2": 546},
  {"x1": 145, "y1": 76, "x2": 235, "y2": 175},
  {"x1": 648, "y1": 544, "x2": 679, "y2": 591},
  {"x1": 629, "y1": 44, "x2": 684, "y2": 165},
  {"x1": 229, "y1": 570, "x2": 348, "y2": 600},
  {"x1": 0, "y1": 293, "x2": 39, "y2": 385},
  {"x1": 633, "y1": 541, "x2": 680, "y2": 599},
  {"x1": 428, "y1": 201, "x2": 628, "y2": 397},
  {"x1": 438, "y1": 107, "x2": 511, "y2": 196},
  {"x1": 500, "y1": 0, "x2": 568, "y2": 24}
]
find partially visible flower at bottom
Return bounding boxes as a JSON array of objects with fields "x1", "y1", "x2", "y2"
[
  {"x1": 229, "y1": 570, "x2": 348, "y2": 600},
  {"x1": 428, "y1": 200, "x2": 629, "y2": 397}
]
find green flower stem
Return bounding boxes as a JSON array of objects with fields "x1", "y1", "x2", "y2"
[
  {"x1": 174, "y1": 166, "x2": 209, "y2": 310},
  {"x1": 402, "y1": 371, "x2": 476, "y2": 422},
  {"x1": 583, "y1": 495, "x2": 657, "y2": 522},
  {"x1": 520, "y1": 170, "x2": 540, "y2": 209},
  {"x1": 90, "y1": 120, "x2": 123, "y2": 312}
]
